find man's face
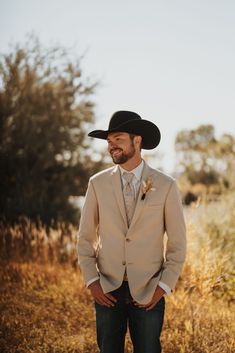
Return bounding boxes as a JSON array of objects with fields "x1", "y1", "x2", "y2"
[{"x1": 107, "y1": 132, "x2": 138, "y2": 165}]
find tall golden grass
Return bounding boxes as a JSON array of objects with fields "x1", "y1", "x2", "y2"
[
  {"x1": 0, "y1": 192, "x2": 235, "y2": 352},
  {"x1": 0, "y1": 218, "x2": 78, "y2": 266}
]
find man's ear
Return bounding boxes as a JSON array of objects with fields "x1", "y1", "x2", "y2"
[{"x1": 134, "y1": 135, "x2": 142, "y2": 148}]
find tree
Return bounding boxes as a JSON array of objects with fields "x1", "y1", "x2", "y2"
[
  {"x1": 175, "y1": 124, "x2": 235, "y2": 190},
  {"x1": 0, "y1": 35, "x2": 104, "y2": 225}
]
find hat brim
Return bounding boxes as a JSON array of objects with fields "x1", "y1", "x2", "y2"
[{"x1": 88, "y1": 119, "x2": 161, "y2": 150}]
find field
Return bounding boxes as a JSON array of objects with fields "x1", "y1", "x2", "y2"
[{"x1": 0, "y1": 193, "x2": 235, "y2": 353}]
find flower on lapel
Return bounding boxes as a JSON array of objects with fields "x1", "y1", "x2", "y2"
[{"x1": 141, "y1": 178, "x2": 156, "y2": 200}]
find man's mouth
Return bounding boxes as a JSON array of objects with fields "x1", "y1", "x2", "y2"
[{"x1": 111, "y1": 149, "x2": 122, "y2": 158}]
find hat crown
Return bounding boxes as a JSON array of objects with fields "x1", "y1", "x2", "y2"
[
  {"x1": 88, "y1": 110, "x2": 161, "y2": 150},
  {"x1": 109, "y1": 111, "x2": 141, "y2": 130}
]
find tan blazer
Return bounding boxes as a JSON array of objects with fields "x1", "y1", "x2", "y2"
[{"x1": 77, "y1": 161, "x2": 186, "y2": 304}]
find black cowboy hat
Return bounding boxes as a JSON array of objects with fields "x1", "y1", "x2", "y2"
[{"x1": 88, "y1": 110, "x2": 161, "y2": 149}]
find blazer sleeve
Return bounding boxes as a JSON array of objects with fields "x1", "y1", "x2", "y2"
[
  {"x1": 77, "y1": 179, "x2": 99, "y2": 284},
  {"x1": 160, "y1": 180, "x2": 187, "y2": 290}
]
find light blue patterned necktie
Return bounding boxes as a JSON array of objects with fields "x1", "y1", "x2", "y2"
[{"x1": 123, "y1": 172, "x2": 135, "y2": 226}]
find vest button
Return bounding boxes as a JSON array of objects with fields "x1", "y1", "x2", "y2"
[
  {"x1": 122, "y1": 261, "x2": 126, "y2": 266},
  {"x1": 126, "y1": 238, "x2": 130, "y2": 242}
]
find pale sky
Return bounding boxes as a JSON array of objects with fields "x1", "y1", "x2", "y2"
[{"x1": 1, "y1": 0, "x2": 235, "y2": 172}]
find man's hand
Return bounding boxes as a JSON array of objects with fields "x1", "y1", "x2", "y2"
[
  {"x1": 134, "y1": 285, "x2": 165, "y2": 311},
  {"x1": 88, "y1": 280, "x2": 117, "y2": 307}
]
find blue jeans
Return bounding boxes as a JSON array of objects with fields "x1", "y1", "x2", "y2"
[{"x1": 95, "y1": 281, "x2": 165, "y2": 353}]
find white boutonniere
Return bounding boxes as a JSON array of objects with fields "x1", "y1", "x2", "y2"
[{"x1": 141, "y1": 178, "x2": 156, "y2": 200}]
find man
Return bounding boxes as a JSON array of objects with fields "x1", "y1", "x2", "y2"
[{"x1": 77, "y1": 111, "x2": 187, "y2": 353}]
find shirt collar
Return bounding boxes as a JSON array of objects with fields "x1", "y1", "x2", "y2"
[{"x1": 119, "y1": 160, "x2": 144, "y2": 181}]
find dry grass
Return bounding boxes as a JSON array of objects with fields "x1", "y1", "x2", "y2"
[
  {"x1": 0, "y1": 192, "x2": 235, "y2": 352},
  {"x1": 0, "y1": 218, "x2": 78, "y2": 266},
  {"x1": 0, "y1": 262, "x2": 234, "y2": 353},
  {"x1": 0, "y1": 262, "x2": 97, "y2": 353}
]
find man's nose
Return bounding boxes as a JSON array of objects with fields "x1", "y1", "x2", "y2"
[{"x1": 108, "y1": 141, "x2": 116, "y2": 149}]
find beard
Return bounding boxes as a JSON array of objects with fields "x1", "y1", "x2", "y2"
[{"x1": 110, "y1": 142, "x2": 136, "y2": 165}]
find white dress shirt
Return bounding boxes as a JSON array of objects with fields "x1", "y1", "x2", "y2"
[{"x1": 87, "y1": 160, "x2": 171, "y2": 296}]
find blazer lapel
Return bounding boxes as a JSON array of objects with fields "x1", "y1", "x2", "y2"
[
  {"x1": 111, "y1": 166, "x2": 128, "y2": 227},
  {"x1": 128, "y1": 162, "x2": 155, "y2": 230}
]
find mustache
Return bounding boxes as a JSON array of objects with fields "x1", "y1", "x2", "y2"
[{"x1": 110, "y1": 148, "x2": 123, "y2": 154}]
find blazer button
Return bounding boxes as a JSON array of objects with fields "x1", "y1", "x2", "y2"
[
  {"x1": 122, "y1": 261, "x2": 126, "y2": 266},
  {"x1": 126, "y1": 238, "x2": 130, "y2": 242}
]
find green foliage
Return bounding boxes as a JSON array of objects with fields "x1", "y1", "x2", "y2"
[
  {"x1": 175, "y1": 124, "x2": 235, "y2": 192},
  {"x1": 0, "y1": 35, "x2": 104, "y2": 225}
]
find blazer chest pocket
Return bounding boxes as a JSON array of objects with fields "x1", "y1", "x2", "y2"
[{"x1": 146, "y1": 202, "x2": 164, "y2": 208}]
